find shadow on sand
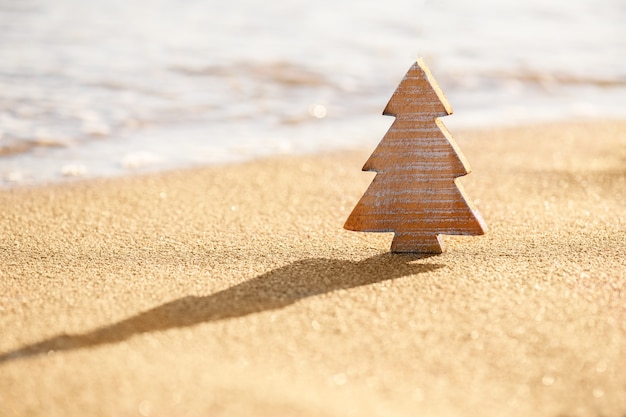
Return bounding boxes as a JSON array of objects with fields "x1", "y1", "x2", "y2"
[{"x1": 0, "y1": 253, "x2": 442, "y2": 363}]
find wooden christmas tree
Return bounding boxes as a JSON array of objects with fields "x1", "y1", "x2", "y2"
[{"x1": 344, "y1": 59, "x2": 486, "y2": 253}]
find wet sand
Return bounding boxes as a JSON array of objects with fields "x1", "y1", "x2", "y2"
[{"x1": 1, "y1": 120, "x2": 625, "y2": 417}]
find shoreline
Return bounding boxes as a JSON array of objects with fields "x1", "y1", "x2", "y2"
[
  {"x1": 1, "y1": 119, "x2": 625, "y2": 417},
  {"x1": 2, "y1": 116, "x2": 625, "y2": 190}
]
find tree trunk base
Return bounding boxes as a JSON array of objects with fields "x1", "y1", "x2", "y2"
[{"x1": 391, "y1": 233, "x2": 444, "y2": 254}]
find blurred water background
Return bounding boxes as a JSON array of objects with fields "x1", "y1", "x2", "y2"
[{"x1": 1, "y1": 0, "x2": 625, "y2": 186}]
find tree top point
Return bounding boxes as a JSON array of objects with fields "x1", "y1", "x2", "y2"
[{"x1": 383, "y1": 58, "x2": 453, "y2": 117}]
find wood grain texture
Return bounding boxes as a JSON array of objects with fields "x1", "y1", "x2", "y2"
[{"x1": 344, "y1": 59, "x2": 486, "y2": 253}]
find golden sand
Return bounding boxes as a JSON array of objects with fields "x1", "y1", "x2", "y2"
[{"x1": 1, "y1": 120, "x2": 625, "y2": 416}]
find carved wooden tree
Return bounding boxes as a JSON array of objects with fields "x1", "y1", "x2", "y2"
[{"x1": 344, "y1": 59, "x2": 486, "y2": 253}]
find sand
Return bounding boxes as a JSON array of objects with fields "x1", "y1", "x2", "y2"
[{"x1": 1, "y1": 120, "x2": 625, "y2": 417}]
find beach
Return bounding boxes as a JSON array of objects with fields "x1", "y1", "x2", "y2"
[{"x1": 1, "y1": 120, "x2": 625, "y2": 416}]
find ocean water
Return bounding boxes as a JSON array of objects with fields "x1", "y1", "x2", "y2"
[{"x1": 1, "y1": 0, "x2": 625, "y2": 186}]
